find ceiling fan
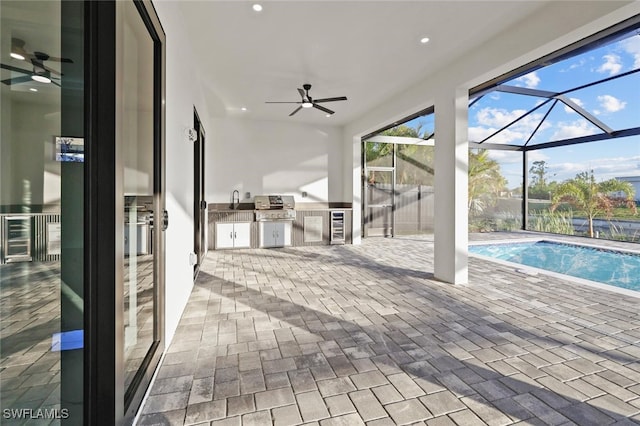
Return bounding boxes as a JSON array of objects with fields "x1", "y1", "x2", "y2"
[
  {"x1": 0, "y1": 38, "x2": 73, "y2": 87},
  {"x1": 266, "y1": 84, "x2": 347, "y2": 116}
]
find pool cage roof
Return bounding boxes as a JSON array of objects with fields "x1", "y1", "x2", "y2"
[{"x1": 364, "y1": 14, "x2": 640, "y2": 153}]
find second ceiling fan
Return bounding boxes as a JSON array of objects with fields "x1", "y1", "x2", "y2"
[
  {"x1": 1, "y1": 38, "x2": 73, "y2": 87},
  {"x1": 266, "y1": 84, "x2": 347, "y2": 116}
]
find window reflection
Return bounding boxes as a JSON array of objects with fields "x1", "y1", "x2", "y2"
[{"x1": 0, "y1": 0, "x2": 84, "y2": 422}]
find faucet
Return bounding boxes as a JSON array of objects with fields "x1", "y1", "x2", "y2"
[{"x1": 232, "y1": 190, "x2": 240, "y2": 210}]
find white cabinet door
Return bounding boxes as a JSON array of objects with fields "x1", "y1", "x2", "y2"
[
  {"x1": 260, "y1": 222, "x2": 291, "y2": 248},
  {"x1": 260, "y1": 222, "x2": 274, "y2": 248},
  {"x1": 216, "y1": 223, "x2": 235, "y2": 249},
  {"x1": 233, "y1": 222, "x2": 251, "y2": 248},
  {"x1": 273, "y1": 222, "x2": 292, "y2": 247},
  {"x1": 273, "y1": 223, "x2": 284, "y2": 247}
]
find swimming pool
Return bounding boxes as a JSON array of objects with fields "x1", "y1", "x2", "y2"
[{"x1": 469, "y1": 240, "x2": 640, "y2": 292}]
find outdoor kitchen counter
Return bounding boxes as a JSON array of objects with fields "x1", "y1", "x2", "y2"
[{"x1": 208, "y1": 205, "x2": 352, "y2": 249}]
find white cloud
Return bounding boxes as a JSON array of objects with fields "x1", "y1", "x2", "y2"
[
  {"x1": 563, "y1": 97, "x2": 585, "y2": 114},
  {"x1": 550, "y1": 120, "x2": 598, "y2": 141},
  {"x1": 597, "y1": 54, "x2": 622, "y2": 76},
  {"x1": 469, "y1": 107, "x2": 550, "y2": 145},
  {"x1": 468, "y1": 126, "x2": 526, "y2": 145},
  {"x1": 515, "y1": 71, "x2": 540, "y2": 88},
  {"x1": 476, "y1": 108, "x2": 526, "y2": 128},
  {"x1": 564, "y1": 58, "x2": 587, "y2": 72},
  {"x1": 597, "y1": 94, "x2": 627, "y2": 113},
  {"x1": 487, "y1": 149, "x2": 548, "y2": 165},
  {"x1": 621, "y1": 36, "x2": 640, "y2": 69},
  {"x1": 551, "y1": 155, "x2": 640, "y2": 182},
  {"x1": 475, "y1": 107, "x2": 545, "y2": 130}
]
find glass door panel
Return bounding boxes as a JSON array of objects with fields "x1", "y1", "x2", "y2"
[
  {"x1": 117, "y1": 0, "x2": 160, "y2": 404},
  {"x1": 365, "y1": 170, "x2": 394, "y2": 237},
  {"x1": 1, "y1": 0, "x2": 85, "y2": 422}
]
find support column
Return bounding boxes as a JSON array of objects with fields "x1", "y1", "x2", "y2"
[
  {"x1": 522, "y1": 150, "x2": 529, "y2": 230},
  {"x1": 351, "y1": 136, "x2": 362, "y2": 244},
  {"x1": 434, "y1": 87, "x2": 468, "y2": 284}
]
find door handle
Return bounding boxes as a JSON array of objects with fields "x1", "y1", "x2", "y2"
[
  {"x1": 162, "y1": 210, "x2": 169, "y2": 231},
  {"x1": 145, "y1": 213, "x2": 154, "y2": 229},
  {"x1": 200, "y1": 200, "x2": 207, "y2": 210}
]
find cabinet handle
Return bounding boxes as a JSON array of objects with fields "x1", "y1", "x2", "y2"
[
  {"x1": 234, "y1": 232, "x2": 237, "y2": 239},
  {"x1": 230, "y1": 232, "x2": 233, "y2": 239}
]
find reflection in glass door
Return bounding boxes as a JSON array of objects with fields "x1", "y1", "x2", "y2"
[
  {"x1": 116, "y1": 0, "x2": 164, "y2": 414},
  {"x1": 0, "y1": 0, "x2": 85, "y2": 423},
  {"x1": 365, "y1": 169, "x2": 395, "y2": 237}
]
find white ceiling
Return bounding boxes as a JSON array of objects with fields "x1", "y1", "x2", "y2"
[
  {"x1": 1, "y1": 1, "x2": 64, "y2": 104},
  {"x1": 177, "y1": 1, "x2": 552, "y2": 126}
]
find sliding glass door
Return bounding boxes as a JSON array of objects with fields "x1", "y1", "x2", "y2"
[{"x1": 116, "y1": 0, "x2": 166, "y2": 418}]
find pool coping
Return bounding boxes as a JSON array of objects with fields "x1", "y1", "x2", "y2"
[{"x1": 468, "y1": 237, "x2": 640, "y2": 299}]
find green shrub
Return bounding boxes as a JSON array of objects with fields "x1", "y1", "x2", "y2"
[{"x1": 528, "y1": 210, "x2": 575, "y2": 235}]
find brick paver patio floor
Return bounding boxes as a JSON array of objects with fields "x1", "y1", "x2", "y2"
[{"x1": 138, "y1": 234, "x2": 640, "y2": 425}]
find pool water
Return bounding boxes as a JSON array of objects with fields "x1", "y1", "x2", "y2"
[{"x1": 469, "y1": 240, "x2": 640, "y2": 291}]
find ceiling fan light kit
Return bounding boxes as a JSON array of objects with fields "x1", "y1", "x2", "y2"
[
  {"x1": 31, "y1": 73, "x2": 51, "y2": 84},
  {"x1": 266, "y1": 83, "x2": 347, "y2": 117},
  {"x1": 1, "y1": 38, "x2": 72, "y2": 87},
  {"x1": 10, "y1": 37, "x2": 27, "y2": 61}
]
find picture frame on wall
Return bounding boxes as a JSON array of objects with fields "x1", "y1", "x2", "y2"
[{"x1": 55, "y1": 136, "x2": 84, "y2": 162}]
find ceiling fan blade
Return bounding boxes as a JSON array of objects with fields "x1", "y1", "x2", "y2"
[
  {"x1": 314, "y1": 96, "x2": 347, "y2": 103},
  {"x1": 39, "y1": 63, "x2": 63, "y2": 76},
  {"x1": 33, "y1": 52, "x2": 73, "y2": 63},
  {"x1": 297, "y1": 88, "x2": 306, "y2": 99},
  {"x1": 313, "y1": 104, "x2": 334, "y2": 115},
  {"x1": 1, "y1": 63, "x2": 32, "y2": 75},
  {"x1": 1, "y1": 75, "x2": 34, "y2": 85},
  {"x1": 48, "y1": 56, "x2": 73, "y2": 63},
  {"x1": 265, "y1": 101, "x2": 302, "y2": 104},
  {"x1": 289, "y1": 106, "x2": 303, "y2": 116}
]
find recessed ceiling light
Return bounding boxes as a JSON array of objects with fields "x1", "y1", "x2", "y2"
[
  {"x1": 252, "y1": 4, "x2": 263, "y2": 12},
  {"x1": 10, "y1": 52, "x2": 25, "y2": 61},
  {"x1": 420, "y1": 37, "x2": 430, "y2": 44},
  {"x1": 241, "y1": 107, "x2": 247, "y2": 111},
  {"x1": 326, "y1": 114, "x2": 331, "y2": 118},
  {"x1": 29, "y1": 88, "x2": 38, "y2": 92}
]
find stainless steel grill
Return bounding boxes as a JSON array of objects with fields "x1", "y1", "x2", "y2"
[{"x1": 254, "y1": 195, "x2": 296, "y2": 221}]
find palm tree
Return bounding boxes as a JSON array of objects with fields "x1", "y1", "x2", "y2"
[
  {"x1": 468, "y1": 149, "x2": 507, "y2": 216},
  {"x1": 551, "y1": 170, "x2": 636, "y2": 237}
]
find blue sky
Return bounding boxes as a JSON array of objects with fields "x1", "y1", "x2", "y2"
[{"x1": 469, "y1": 30, "x2": 640, "y2": 189}]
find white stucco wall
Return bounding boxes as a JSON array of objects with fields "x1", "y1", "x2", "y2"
[
  {"x1": 207, "y1": 117, "x2": 344, "y2": 205},
  {"x1": 154, "y1": 1, "x2": 214, "y2": 344}
]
